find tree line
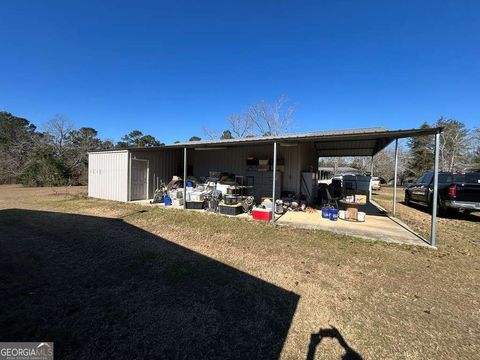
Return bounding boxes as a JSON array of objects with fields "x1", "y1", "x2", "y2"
[
  {"x1": 0, "y1": 112, "x2": 163, "y2": 186},
  {"x1": 319, "y1": 117, "x2": 479, "y2": 183},
  {"x1": 1, "y1": 105, "x2": 478, "y2": 187}
]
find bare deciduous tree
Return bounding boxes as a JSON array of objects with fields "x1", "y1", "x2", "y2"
[
  {"x1": 246, "y1": 95, "x2": 296, "y2": 136},
  {"x1": 227, "y1": 113, "x2": 253, "y2": 138},
  {"x1": 203, "y1": 96, "x2": 296, "y2": 139},
  {"x1": 436, "y1": 117, "x2": 469, "y2": 172},
  {"x1": 44, "y1": 114, "x2": 74, "y2": 156},
  {"x1": 201, "y1": 127, "x2": 220, "y2": 140}
]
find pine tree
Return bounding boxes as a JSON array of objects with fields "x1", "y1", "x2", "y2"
[{"x1": 407, "y1": 122, "x2": 434, "y2": 175}]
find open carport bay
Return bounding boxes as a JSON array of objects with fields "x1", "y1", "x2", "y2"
[{"x1": 276, "y1": 202, "x2": 427, "y2": 246}]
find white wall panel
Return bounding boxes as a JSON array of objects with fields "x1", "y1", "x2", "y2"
[{"x1": 88, "y1": 151, "x2": 129, "y2": 202}]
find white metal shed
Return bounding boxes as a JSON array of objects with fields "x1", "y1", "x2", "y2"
[
  {"x1": 88, "y1": 148, "x2": 182, "y2": 202},
  {"x1": 88, "y1": 150, "x2": 129, "y2": 202}
]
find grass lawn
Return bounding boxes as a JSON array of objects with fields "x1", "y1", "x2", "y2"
[{"x1": 0, "y1": 185, "x2": 479, "y2": 359}]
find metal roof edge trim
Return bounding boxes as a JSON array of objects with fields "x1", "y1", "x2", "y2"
[{"x1": 88, "y1": 126, "x2": 443, "y2": 153}]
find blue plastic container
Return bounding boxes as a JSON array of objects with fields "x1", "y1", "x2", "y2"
[
  {"x1": 321, "y1": 207, "x2": 330, "y2": 219},
  {"x1": 329, "y1": 208, "x2": 338, "y2": 221},
  {"x1": 164, "y1": 195, "x2": 172, "y2": 206}
]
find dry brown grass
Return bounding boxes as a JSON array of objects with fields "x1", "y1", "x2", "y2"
[{"x1": 0, "y1": 185, "x2": 479, "y2": 359}]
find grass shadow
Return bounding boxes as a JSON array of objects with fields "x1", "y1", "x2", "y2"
[{"x1": 0, "y1": 209, "x2": 299, "y2": 359}]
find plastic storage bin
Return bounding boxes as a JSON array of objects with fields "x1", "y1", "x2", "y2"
[
  {"x1": 185, "y1": 201, "x2": 204, "y2": 210},
  {"x1": 219, "y1": 203, "x2": 243, "y2": 216}
]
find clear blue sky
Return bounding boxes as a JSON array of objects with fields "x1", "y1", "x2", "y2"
[{"x1": 1, "y1": 0, "x2": 479, "y2": 144}]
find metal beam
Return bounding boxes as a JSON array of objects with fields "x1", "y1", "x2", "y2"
[
  {"x1": 369, "y1": 156, "x2": 374, "y2": 202},
  {"x1": 183, "y1": 147, "x2": 187, "y2": 209},
  {"x1": 393, "y1": 139, "x2": 398, "y2": 216},
  {"x1": 271, "y1": 141, "x2": 277, "y2": 223},
  {"x1": 430, "y1": 131, "x2": 440, "y2": 247},
  {"x1": 316, "y1": 150, "x2": 375, "y2": 157}
]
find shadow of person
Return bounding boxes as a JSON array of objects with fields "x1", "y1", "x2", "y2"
[
  {"x1": 0, "y1": 209, "x2": 299, "y2": 360},
  {"x1": 307, "y1": 326, "x2": 362, "y2": 360}
]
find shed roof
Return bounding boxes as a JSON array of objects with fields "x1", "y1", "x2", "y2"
[
  {"x1": 90, "y1": 126, "x2": 441, "y2": 157},
  {"x1": 168, "y1": 127, "x2": 441, "y2": 157}
]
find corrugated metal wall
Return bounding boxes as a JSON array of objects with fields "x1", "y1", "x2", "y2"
[
  {"x1": 88, "y1": 151, "x2": 129, "y2": 202},
  {"x1": 87, "y1": 143, "x2": 319, "y2": 202},
  {"x1": 298, "y1": 142, "x2": 319, "y2": 173},
  {"x1": 190, "y1": 143, "x2": 319, "y2": 195},
  {"x1": 130, "y1": 148, "x2": 183, "y2": 198}
]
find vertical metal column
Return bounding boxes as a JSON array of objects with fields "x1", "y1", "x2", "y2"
[
  {"x1": 271, "y1": 141, "x2": 277, "y2": 223},
  {"x1": 393, "y1": 139, "x2": 399, "y2": 216},
  {"x1": 183, "y1": 147, "x2": 187, "y2": 209},
  {"x1": 369, "y1": 156, "x2": 374, "y2": 202},
  {"x1": 430, "y1": 131, "x2": 440, "y2": 247}
]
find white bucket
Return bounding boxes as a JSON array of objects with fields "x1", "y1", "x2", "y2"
[
  {"x1": 358, "y1": 212, "x2": 366, "y2": 222},
  {"x1": 339, "y1": 210, "x2": 345, "y2": 220},
  {"x1": 190, "y1": 192, "x2": 205, "y2": 202}
]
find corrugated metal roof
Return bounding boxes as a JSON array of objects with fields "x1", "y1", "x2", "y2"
[
  {"x1": 169, "y1": 127, "x2": 388, "y2": 147},
  {"x1": 89, "y1": 126, "x2": 442, "y2": 157}
]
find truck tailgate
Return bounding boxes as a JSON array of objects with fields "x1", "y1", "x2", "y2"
[
  {"x1": 456, "y1": 184, "x2": 480, "y2": 203},
  {"x1": 455, "y1": 173, "x2": 480, "y2": 203}
]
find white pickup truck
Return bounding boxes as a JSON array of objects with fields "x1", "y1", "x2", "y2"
[{"x1": 371, "y1": 177, "x2": 381, "y2": 190}]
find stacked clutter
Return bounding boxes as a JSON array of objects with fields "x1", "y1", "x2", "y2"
[
  {"x1": 168, "y1": 188, "x2": 184, "y2": 207},
  {"x1": 165, "y1": 176, "x2": 184, "y2": 207},
  {"x1": 185, "y1": 183, "x2": 208, "y2": 210},
  {"x1": 218, "y1": 184, "x2": 254, "y2": 216},
  {"x1": 162, "y1": 174, "x2": 255, "y2": 215},
  {"x1": 160, "y1": 168, "x2": 363, "y2": 223},
  {"x1": 341, "y1": 194, "x2": 367, "y2": 222}
]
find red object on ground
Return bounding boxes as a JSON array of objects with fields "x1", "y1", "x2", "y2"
[{"x1": 252, "y1": 208, "x2": 273, "y2": 221}]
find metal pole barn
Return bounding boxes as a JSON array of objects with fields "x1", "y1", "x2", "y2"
[
  {"x1": 271, "y1": 141, "x2": 277, "y2": 223},
  {"x1": 183, "y1": 147, "x2": 187, "y2": 209},
  {"x1": 430, "y1": 131, "x2": 440, "y2": 247},
  {"x1": 393, "y1": 139, "x2": 399, "y2": 216}
]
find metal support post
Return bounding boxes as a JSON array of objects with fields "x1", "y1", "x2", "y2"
[
  {"x1": 271, "y1": 141, "x2": 277, "y2": 223},
  {"x1": 393, "y1": 139, "x2": 398, "y2": 216},
  {"x1": 430, "y1": 131, "x2": 440, "y2": 247},
  {"x1": 183, "y1": 147, "x2": 187, "y2": 209}
]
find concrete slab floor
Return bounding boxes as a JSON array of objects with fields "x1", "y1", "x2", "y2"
[
  {"x1": 130, "y1": 199, "x2": 429, "y2": 247},
  {"x1": 276, "y1": 210, "x2": 429, "y2": 247}
]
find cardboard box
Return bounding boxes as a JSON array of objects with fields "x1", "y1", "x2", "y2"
[
  {"x1": 355, "y1": 195, "x2": 367, "y2": 205},
  {"x1": 346, "y1": 207, "x2": 358, "y2": 221}
]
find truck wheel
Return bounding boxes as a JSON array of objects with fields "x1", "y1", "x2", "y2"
[{"x1": 429, "y1": 197, "x2": 448, "y2": 217}]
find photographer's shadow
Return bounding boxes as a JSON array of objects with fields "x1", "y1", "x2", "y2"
[{"x1": 307, "y1": 326, "x2": 362, "y2": 360}]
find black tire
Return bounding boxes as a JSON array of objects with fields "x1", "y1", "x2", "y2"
[
  {"x1": 429, "y1": 196, "x2": 448, "y2": 217},
  {"x1": 404, "y1": 191, "x2": 411, "y2": 206}
]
